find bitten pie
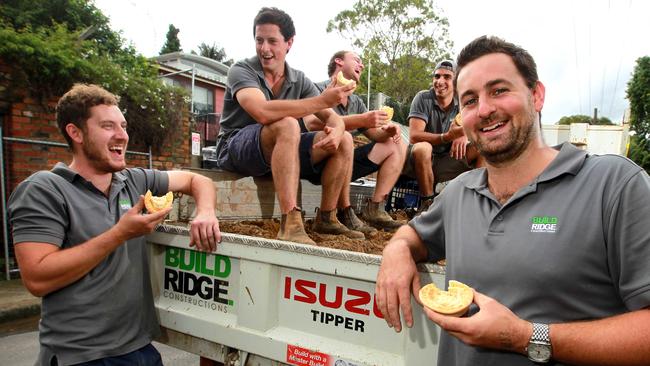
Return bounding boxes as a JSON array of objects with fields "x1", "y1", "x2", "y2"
[
  {"x1": 144, "y1": 190, "x2": 173, "y2": 213},
  {"x1": 419, "y1": 280, "x2": 473, "y2": 317}
]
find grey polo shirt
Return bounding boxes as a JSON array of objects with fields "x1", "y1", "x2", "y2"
[
  {"x1": 218, "y1": 56, "x2": 320, "y2": 139},
  {"x1": 8, "y1": 163, "x2": 169, "y2": 365},
  {"x1": 410, "y1": 143, "x2": 650, "y2": 366},
  {"x1": 314, "y1": 80, "x2": 368, "y2": 117},
  {"x1": 408, "y1": 89, "x2": 459, "y2": 154}
]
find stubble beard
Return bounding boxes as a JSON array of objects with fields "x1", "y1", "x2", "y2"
[{"x1": 474, "y1": 107, "x2": 537, "y2": 166}]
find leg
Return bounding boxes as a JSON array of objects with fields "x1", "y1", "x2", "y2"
[
  {"x1": 311, "y1": 131, "x2": 354, "y2": 211},
  {"x1": 260, "y1": 118, "x2": 301, "y2": 214},
  {"x1": 368, "y1": 139, "x2": 407, "y2": 201},
  {"x1": 411, "y1": 142, "x2": 434, "y2": 197}
]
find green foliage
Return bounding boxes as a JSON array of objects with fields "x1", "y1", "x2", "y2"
[
  {"x1": 557, "y1": 114, "x2": 614, "y2": 125},
  {"x1": 160, "y1": 24, "x2": 182, "y2": 54},
  {"x1": 628, "y1": 135, "x2": 650, "y2": 173},
  {"x1": 626, "y1": 56, "x2": 650, "y2": 140},
  {"x1": 196, "y1": 42, "x2": 233, "y2": 66},
  {"x1": 0, "y1": 0, "x2": 188, "y2": 151},
  {"x1": 327, "y1": 0, "x2": 453, "y2": 105}
]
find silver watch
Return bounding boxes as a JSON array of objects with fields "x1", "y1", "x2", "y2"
[{"x1": 526, "y1": 322, "x2": 552, "y2": 363}]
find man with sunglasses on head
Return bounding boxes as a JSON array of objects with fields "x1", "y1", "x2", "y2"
[{"x1": 402, "y1": 60, "x2": 479, "y2": 214}]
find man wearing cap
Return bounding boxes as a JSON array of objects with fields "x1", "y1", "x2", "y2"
[{"x1": 402, "y1": 60, "x2": 478, "y2": 213}]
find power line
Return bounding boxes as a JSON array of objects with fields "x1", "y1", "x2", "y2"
[{"x1": 609, "y1": 0, "x2": 633, "y2": 121}]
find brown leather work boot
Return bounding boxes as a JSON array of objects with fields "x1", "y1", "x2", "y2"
[
  {"x1": 337, "y1": 206, "x2": 377, "y2": 238},
  {"x1": 277, "y1": 208, "x2": 316, "y2": 245},
  {"x1": 312, "y1": 208, "x2": 365, "y2": 239},
  {"x1": 362, "y1": 198, "x2": 405, "y2": 231}
]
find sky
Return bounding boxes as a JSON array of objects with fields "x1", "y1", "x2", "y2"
[{"x1": 94, "y1": 0, "x2": 649, "y2": 124}]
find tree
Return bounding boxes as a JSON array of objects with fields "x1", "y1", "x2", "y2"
[
  {"x1": 327, "y1": 0, "x2": 453, "y2": 107},
  {"x1": 160, "y1": 24, "x2": 182, "y2": 54},
  {"x1": 0, "y1": 0, "x2": 188, "y2": 151},
  {"x1": 196, "y1": 42, "x2": 233, "y2": 66},
  {"x1": 557, "y1": 114, "x2": 614, "y2": 125},
  {"x1": 626, "y1": 56, "x2": 650, "y2": 172}
]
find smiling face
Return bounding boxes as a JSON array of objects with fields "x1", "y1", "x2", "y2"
[
  {"x1": 338, "y1": 52, "x2": 364, "y2": 82},
  {"x1": 255, "y1": 23, "x2": 293, "y2": 74},
  {"x1": 432, "y1": 68, "x2": 454, "y2": 100},
  {"x1": 456, "y1": 53, "x2": 545, "y2": 164},
  {"x1": 76, "y1": 104, "x2": 129, "y2": 173}
]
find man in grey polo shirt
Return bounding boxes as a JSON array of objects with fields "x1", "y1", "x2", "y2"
[
  {"x1": 215, "y1": 7, "x2": 363, "y2": 244},
  {"x1": 375, "y1": 36, "x2": 650, "y2": 365},
  {"x1": 404, "y1": 59, "x2": 479, "y2": 213},
  {"x1": 8, "y1": 84, "x2": 221, "y2": 365},
  {"x1": 311, "y1": 50, "x2": 407, "y2": 235}
]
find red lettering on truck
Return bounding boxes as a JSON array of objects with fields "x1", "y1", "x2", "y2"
[{"x1": 284, "y1": 276, "x2": 384, "y2": 319}]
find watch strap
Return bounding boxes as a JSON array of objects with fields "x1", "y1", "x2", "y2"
[{"x1": 531, "y1": 322, "x2": 551, "y2": 344}]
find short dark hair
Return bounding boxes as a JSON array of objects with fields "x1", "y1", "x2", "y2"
[
  {"x1": 455, "y1": 35, "x2": 539, "y2": 90},
  {"x1": 56, "y1": 84, "x2": 119, "y2": 148},
  {"x1": 253, "y1": 7, "x2": 295, "y2": 41},
  {"x1": 327, "y1": 50, "x2": 350, "y2": 77}
]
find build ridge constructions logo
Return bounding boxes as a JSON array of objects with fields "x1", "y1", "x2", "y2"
[
  {"x1": 162, "y1": 247, "x2": 235, "y2": 313},
  {"x1": 530, "y1": 216, "x2": 558, "y2": 233}
]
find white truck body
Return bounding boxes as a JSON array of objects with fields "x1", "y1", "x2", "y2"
[
  {"x1": 148, "y1": 224, "x2": 446, "y2": 366},
  {"x1": 542, "y1": 123, "x2": 630, "y2": 155}
]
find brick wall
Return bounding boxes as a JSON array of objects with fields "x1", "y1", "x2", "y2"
[{"x1": 0, "y1": 64, "x2": 192, "y2": 195}]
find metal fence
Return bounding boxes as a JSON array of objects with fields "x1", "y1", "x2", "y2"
[{"x1": 1, "y1": 132, "x2": 152, "y2": 280}]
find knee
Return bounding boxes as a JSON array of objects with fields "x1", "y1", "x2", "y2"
[
  {"x1": 412, "y1": 142, "x2": 432, "y2": 162},
  {"x1": 271, "y1": 117, "x2": 301, "y2": 140},
  {"x1": 340, "y1": 131, "x2": 354, "y2": 154}
]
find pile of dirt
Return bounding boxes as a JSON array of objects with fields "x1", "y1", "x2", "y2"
[{"x1": 220, "y1": 218, "x2": 395, "y2": 255}]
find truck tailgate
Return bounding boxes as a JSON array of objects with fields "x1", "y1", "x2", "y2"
[{"x1": 148, "y1": 224, "x2": 445, "y2": 366}]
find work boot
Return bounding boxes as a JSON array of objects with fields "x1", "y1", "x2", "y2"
[
  {"x1": 312, "y1": 208, "x2": 365, "y2": 239},
  {"x1": 337, "y1": 206, "x2": 377, "y2": 238},
  {"x1": 362, "y1": 198, "x2": 405, "y2": 231},
  {"x1": 277, "y1": 208, "x2": 316, "y2": 245},
  {"x1": 415, "y1": 196, "x2": 434, "y2": 216}
]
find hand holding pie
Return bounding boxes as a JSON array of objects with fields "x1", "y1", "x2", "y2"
[
  {"x1": 144, "y1": 190, "x2": 173, "y2": 214},
  {"x1": 419, "y1": 280, "x2": 473, "y2": 317}
]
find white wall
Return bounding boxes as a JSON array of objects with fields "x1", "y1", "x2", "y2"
[{"x1": 542, "y1": 123, "x2": 629, "y2": 155}]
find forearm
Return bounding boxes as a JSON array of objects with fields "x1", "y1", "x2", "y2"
[
  {"x1": 252, "y1": 96, "x2": 329, "y2": 124},
  {"x1": 410, "y1": 131, "x2": 447, "y2": 145},
  {"x1": 187, "y1": 173, "x2": 217, "y2": 216},
  {"x1": 548, "y1": 308, "x2": 650, "y2": 365},
  {"x1": 342, "y1": 113, "x2": 371, "y2": 131},
  {"x1": 385, "y1": 225, "x2": 429, "y2": 262},
  {"x1": 17, "y1": 227, "x2": 128, "y2": 297}
]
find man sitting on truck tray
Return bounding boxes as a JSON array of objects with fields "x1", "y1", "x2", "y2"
[
  {"x1": 214, "y1": 7, "x2": 364, "y2": 244},
  {"x1": 8, "y1": 84, "x2": 221, "y2": 366},
  {"x1": 375, "y1": 35, "x2": 650, "y2": 366},
  {"x1": 309, "y1": 50, "x2": 407, "y2": 235},
  {"x1": 402, "y1": 59, "x2": 480, "y2": 214}
]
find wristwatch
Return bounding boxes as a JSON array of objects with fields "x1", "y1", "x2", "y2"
[{"x1": 526, "y1": 322, "x2": 552, "y2": 363}]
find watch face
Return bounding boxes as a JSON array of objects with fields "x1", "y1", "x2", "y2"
[{"x1": 528, "y1": 342, "x2": 552, "y2": 362}]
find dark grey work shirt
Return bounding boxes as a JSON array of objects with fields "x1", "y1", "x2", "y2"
[
  {"x1": 410, "y1": 143, "x2": 650, "y2": 366},
  {"x1": 217, "y1": 56, "x2": 320, "y2": 140},
  {"x1": 8, "y1": 163, "x2": 169, "y2": 365},
  {"x1": 408, "y1": 89, "x2": 459, "y2": 154}
]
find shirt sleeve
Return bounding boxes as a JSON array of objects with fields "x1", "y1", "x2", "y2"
[
  {"x1": 408, "y1": 195, "x2": 446, "y2": 262},
  {"x1": 300, "y1": 75, "x2": 320, "y2": 99},
  {"x1": 228, "y1": 62, "x2": 261, "y2": 96},
  {"x1": 8, "y1": 180, "x2": 67, "y2": 246},
  {"x1": 606, "y1": 168, "x2": 650, "y2": 310},
  {"x1": 408, "y1": 91, "x2": 430, "y2": 123}
]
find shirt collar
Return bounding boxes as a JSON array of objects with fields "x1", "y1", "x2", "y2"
[
  {"x1": 249, "y1": 55, "x2": 298, "y2": 84},
  {"x1": 463, "y1": 142, "x2": 588, "y2": 191},
  {"x1": 51, "y1": 162, "x2": 127, "y2": 184}
]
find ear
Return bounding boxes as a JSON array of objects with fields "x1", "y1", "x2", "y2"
[
  {"x1": 65, "y1": 123, "x2": 83, "y2": 145},
  {"x1": 286, "y1": 36, "x2": 294, "y2": 53},
  {"x1": 335, "y1": 57, "x2": 345, "y2": 68},
  {"x1": 532, "y1": 81, "x2": 545, "y2": 112}
]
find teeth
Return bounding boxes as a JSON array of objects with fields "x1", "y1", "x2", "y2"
[{"x1": 481, "y1": 122, "x2": 504, "y2": 132}]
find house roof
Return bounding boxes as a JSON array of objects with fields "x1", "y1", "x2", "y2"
[{"x1": 154, "y1": 52, "x2": 229, "y2": 85}]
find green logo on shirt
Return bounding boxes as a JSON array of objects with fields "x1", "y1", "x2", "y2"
[
  {"x1": 530, "y1": 216, "x2": 558, "y2": 233},
  {"x1": 119, "y1": 199, "x2": 131, "y2": 210}
]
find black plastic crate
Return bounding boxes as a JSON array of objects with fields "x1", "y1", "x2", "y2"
[{"x1": 386, "y1": 176, "x2": 420, "y2": 211}]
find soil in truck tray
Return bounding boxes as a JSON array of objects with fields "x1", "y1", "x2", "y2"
[{"x1": 219, "y1": 218, "x2": 392, "y2": 255}]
